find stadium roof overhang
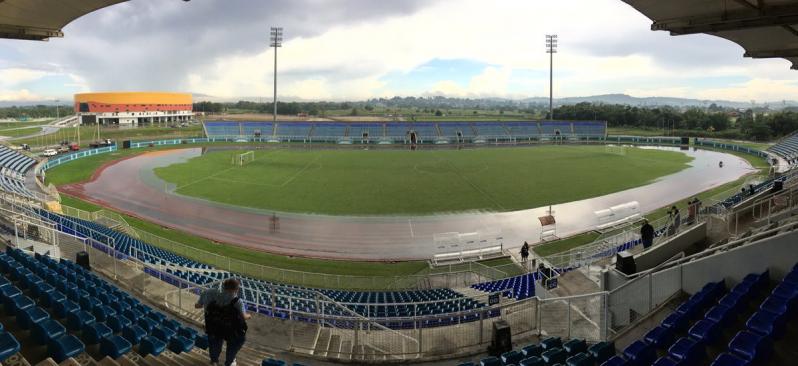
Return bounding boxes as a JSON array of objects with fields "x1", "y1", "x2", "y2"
[
  {"x1": 622, "y1": 0, "x2": 798, "y2": 70},
  {"x1": 0, "y1": 0, "x2": 127, "y2": 41}
]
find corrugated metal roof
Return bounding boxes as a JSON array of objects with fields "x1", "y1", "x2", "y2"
[
  {"x1": 0, "y1": 0, "x2": 127, "y2": 41},
  {"x1": 623, "y1": 0, "x2": 798, "y2": 70}
]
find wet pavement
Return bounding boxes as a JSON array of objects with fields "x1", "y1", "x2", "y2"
[{"x1": 59, "y1": 146, "x2": 756, "y2": 261}]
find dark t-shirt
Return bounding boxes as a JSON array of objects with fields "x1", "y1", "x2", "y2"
[{"x1": 641, "y1": 224, "x2": 655, "y2": 240}]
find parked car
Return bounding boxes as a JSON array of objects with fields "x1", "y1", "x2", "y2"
[{"x1": 41, "y1": 149, "x2": 57, "y2": 157}]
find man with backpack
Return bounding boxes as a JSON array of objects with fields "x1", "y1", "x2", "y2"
[{"x1": 195, "y1": 278, "x2": 251, "y2": 366}]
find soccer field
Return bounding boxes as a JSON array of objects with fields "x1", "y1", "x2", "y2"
[{"x1": 153, "y1": 145, "x2": 693, "y2": 215}]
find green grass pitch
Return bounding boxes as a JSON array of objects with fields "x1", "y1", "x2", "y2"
[{"x1": 153, "y1": 145, "x2": 693, "y2": 215}]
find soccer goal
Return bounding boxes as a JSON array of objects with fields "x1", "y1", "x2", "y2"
[
  {"x1": 605, "y1": 144, "x2": 627, "y2": 156},
  {"x1": 232, "y1": 151, "x2": 255, "y2": 166}
]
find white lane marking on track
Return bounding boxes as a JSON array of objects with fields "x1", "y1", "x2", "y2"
[{"x1": 408, "y1": 219, "x2": 414, "y2": 238}]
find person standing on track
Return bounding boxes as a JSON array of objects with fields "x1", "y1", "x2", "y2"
[{"x1": 520, "y1": 241, "x2": 530, "y2": 265}]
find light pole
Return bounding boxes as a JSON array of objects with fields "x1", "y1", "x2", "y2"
[
  {"x1": 270, "y1": 27, "x2": 283, "y2": 123},
  {"x1": 545, "y1": 34, "x2": 558, "y2": 120}
]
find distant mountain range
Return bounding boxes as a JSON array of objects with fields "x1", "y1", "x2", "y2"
[{"x1": 2, "y1": 93, "x2": 796, "y2": 110}]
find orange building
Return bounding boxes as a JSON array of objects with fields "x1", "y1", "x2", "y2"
[{"x1": 74, "y1": 92, "x2": 193, "y2": 125}]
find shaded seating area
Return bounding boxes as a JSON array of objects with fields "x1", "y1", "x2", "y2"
[{"x1": 603, "y1": 264, "x2": 798, "y2": 366}]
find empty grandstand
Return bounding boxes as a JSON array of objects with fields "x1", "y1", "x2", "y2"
[
  {"x1": 203, "y1": 120, "x2": 607, "y2": 144},
  {"x1": 768, "y1": 132, "x2": 798, "y2": 165}
]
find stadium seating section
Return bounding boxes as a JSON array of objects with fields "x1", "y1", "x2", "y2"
[
  {"x1": 598, "y1": 265, "x2": 798, "y2": 366},
  {"x1": 0, "y1": 247, "x2": 210, "y2": 364},
  {"x1": 0, "y1": 145, "x2": 36, "y2": 198},
  {"x1": 768, "y1": 133, "x2": 798, "y2": 164},
  {"x1": 204, "y1": 121, "x2": 607, "y2": 142},
  {"x1": 36, "y1": 210, "x2": 496, "y2": 329}
]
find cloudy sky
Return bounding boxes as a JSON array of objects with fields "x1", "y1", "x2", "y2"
[{"x1": 1, "y1": 0, "x2": 797, "y2": 103}]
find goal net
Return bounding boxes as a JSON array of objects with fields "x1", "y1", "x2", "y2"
[
  {"x1": 232, "y1": 151, "x2": 255, "y2": 166},
  {"x1": 605, "y1": 144, "x2": 627, "y2": 156}
]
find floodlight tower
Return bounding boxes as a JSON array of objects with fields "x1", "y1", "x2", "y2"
[
  {"x1": 545, "y1": 34, "x2": 558, "y2": 120},
  {"x1": 270, "y1": 27, "x2": 283, "y2": 123}
]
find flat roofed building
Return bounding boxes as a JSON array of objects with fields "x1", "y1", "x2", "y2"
[{"x1": 74, "y1": 92, "x2": 193, "y2": 125}]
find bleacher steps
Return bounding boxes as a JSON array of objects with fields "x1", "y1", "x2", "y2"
[
  {"x1": 338, "y1": 340, "x2": 353, "y2": 360},
  {"x1": 140, "y1": 355, "x2": 169, "y2": 366},
  {"x1": 327, "y1": 334, "x2": 342, "y2": 358},
  {"x1": 33, "y1": 358, "x2": 58, "y2": 366},
  {"x1": 3, "y1": 352, "x2": 31, "y2": 366},
  {"x1": 57, "y1": 358, "x2": 81, "y2": 366},
  {"x1": 312, "y1": 327, "x2": 331, "y2": 356},
  {"x1": 96, "y1": 357, "x2": 120, "y2": 366}
]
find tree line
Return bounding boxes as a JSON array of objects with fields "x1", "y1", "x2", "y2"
[{"x1": 553, "y1": 102, "x2": 798, "y2": 141}]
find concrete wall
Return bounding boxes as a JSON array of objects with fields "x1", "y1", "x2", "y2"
[
  {"x1": 680, "y1": 228, "x2": 798, "y2": 294},
  {"x1": 635, "y1": 222, "x2": 706, "y2": 271}
]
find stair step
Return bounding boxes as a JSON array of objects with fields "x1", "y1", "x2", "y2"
[{"x1": 327, "y1": 334, "x2": 342, "y2": 358}]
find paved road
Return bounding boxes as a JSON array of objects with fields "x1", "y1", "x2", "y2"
[{"x1": 59, "y1": 146, "x2": 756, "y2": 261}]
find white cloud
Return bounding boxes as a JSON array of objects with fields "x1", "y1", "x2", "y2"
[
  {"x1": 0, "y1": 68, "x2": 48, "y2": 87},
  {"x1": 2, "y1": 0, "x2": 796, "y2": 102}
]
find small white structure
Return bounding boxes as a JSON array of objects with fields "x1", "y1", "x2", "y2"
[
  {"x1": 595, "y1": 201, "x2": 641, "y2": 230},
  {"x1": 431, "y1": 230, "x2": 504, "y2": 266}
]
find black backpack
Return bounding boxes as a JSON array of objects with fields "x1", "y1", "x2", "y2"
[{"x1": 204, "y1": 297, "x2": 248, "y2": 340}]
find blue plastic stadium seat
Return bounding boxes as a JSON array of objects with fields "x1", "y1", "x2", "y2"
[
  {"x1": 719, "y1": 291, "x2": 746, "y2": 313},
  {"x1": 83, "y1": 322, "x2": 113, "y2": 344},
  {"x1": 106, "y1": 314, "x2": 131, "y2": 332},
  {"x1": 623, "y1": 340, "x2": 656, "y2": 365},
  {"x1": 600, "y1": 355, "x2": 628, "y2": 366},
  {"x1": 262, "y1": 359, "x2": 286, "y2": 366},
  {"x1": 562, "y1": 339, "x2": 586, "y2": 355},
  {"x1": 48, "y1": 334, "x2": 85, "y2": 363},
  {"x1": 644, "y1": 325, "x2": 675, "y2": 349},
  {"x1": 148, "y1": 311, "x2": 167, "y2": 324},
  {"x1": 565, "y1": 352, "x2": 593, "y2": 366},
  {"x1": 168, "y1": 335, "x2": 194, "y2": 354},
  {"x1": 17, "y1": 305, "x2": 50, "y2": 329},
  {"x1": 93, "y1": 305, "x2": 116, "y2": 322},
  {"x1": 177, "y1": 326, "x2": 198, "y2": 341},
  {"x1": 138, "y1": 317, "x2": 159, "y2": 333},
  {"x1": 711, "y1": 353, "x2": 750, "y2": 366},
  {"x1": 771, "y1": 282, "x2": 798, "y2": 302},
  {"x1": 759, "y1": 296, "x2": 789, "y2": 317},
  {"x1": 501, "y1": 350, "x2": 523, "y2": 365},
  {"x1": 588, "y1": 341, "x2": 615, "y2": 364},
  {"x1": 728, "y1": 330, "x2": 770, "y2": 362},
  {"x1": 541, "y1": 348, "x2": 567, "y2": 365},
  {"x1": 32, "y1": 318, "x2": 66, "y2": 345},
  {"x1": 122, "y1": 325, "x2": 147, "y2": 346},
  {"x1": 746, "y1": 310, "x2": 785, "y2": 339},
  {"x1": 32, "y1": 282, "x2": 54, "y2": 299},
  {"x1": 152, "y1": 326, "x2": 177, "y2": 343},
  {"x1": 689, "y1": 319, "x2": 721, "y2": 344},
  {"x1": 122, "y1": 308, "x2": 142, "y2": 322},
  {"x1": 53, "y1": 299, "x2": 80, "y2": 319},
  {"x1": 5, "y1": 294, "x2": 34, "y2": 315},
  {"x1": 660, "y1": 311, "x2": 689, "y2": 332},
  {"x1": 479, "y1": 356, "x2": 501, "y2": 366},
  {"x1": 541, "y1": 337, "x2": 562, "y2": 350},
  {"x1": 0, "y1": 332, "x2": 20, "y2": 361},
  {"x1": 139, "y1": 336, "x2": 167, "y2": 357},
  {"x1": 100, "y1": 335, "x2": 132, "y2": 359},
  {"x1": 520, "y1": 356, "x2": 544, "y2": 366},
  {"x1": 675, "y1": 301, "x2": 700, "y2": 320},
  {"x1": 652, "y1": 357, "x2": 679, "y2": 366},
  {"x1": 705, "y1": 304, "x2": 733, "y2": 326},
  {"x1": 0, "y1": 285, "x2": 21, "y2": 303},
  {"x1": 43, "y1": 290, "x2": 66, "y2": 308},
  {"x1": 66, "y1": 310, "x2": 95, "y2": 331},
  {"x1": 194, "y1": 334, "x2": 209, "y2": 350},
  {"x1": 522, "y1": 344, "x2": 543, "y2": 358},
  {"x1": 668, "y1": 337, "x2": 703, "y2": 364},
  {"x1": 162, "y1": 318, "x2": 181, "y2": 331}
]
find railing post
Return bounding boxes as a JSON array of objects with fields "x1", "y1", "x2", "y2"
[{"x1": 567, "y1": 298, "x2": 571, "y2": 339}]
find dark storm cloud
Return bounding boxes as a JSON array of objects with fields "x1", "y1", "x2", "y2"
[{"x1": 11, "y1": 0, "x2": 435, "y2": 92}]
